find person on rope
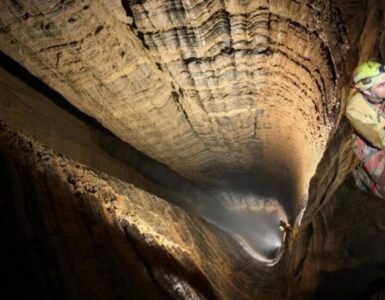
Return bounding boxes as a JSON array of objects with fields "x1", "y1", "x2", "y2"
[
  {"x1": 279, "y1": 220, "x2": 293, "y2": 235},
  {"x1": 346, "y1": 60, "x2": 385, "y2": 199}
]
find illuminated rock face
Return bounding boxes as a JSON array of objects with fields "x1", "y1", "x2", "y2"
[
  {"x1": 0, "y1": 0, "x2": 347, "y2": 209},
  {"x1": 1, "y1": 0, "x2": 385, "y2": 299},
  {"x1": 0, "y1": 122, "x2": 285, "y2": 300}
]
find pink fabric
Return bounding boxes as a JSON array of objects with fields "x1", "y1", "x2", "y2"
[{"x1": 353, "y1": 136, "x2": 385, "y2": 199}]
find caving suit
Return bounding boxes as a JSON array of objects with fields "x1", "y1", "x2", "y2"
[{"x1": 346, "y1": 92, "x2": 385, "y2": 199}]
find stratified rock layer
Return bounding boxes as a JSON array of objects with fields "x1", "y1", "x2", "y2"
[
  {"x1": 0, "y1": 0, "x2": 347, "y2": 204},
  {"x1": 0, "y1": 61, "x2": 287, "y2": 258},
  {"x1": 0, "y1": 62, "x2": 230, "y2": 226}
]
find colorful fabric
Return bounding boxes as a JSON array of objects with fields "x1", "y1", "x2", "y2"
[
  {"x1": 346, "y1": 93, "x2": 385, "y2": 199},
  {"x1": 353, "y1": 135, "x2": 385, "y2": 198}
]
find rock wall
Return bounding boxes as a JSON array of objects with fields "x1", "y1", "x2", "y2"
[
  {"x1": 0, "y1": 60, "x2": 224, "y2": 222},
  {"x1": 1, "y1": 0, "x2": 385, "y2": 299},
  {"x1": 287, "y1": 120, "x2": 385, "y2": 300},
  {"x1": 0, "y1": 122, "x2": 285, "y2": 300},
  {"x1": 287, "y1": 1, "x2": 385, "y2": 299},
  {"x1": 0, "y1": 0, "x2": 348, "y2": 206},
  {"x1": 0, "y1": 60, "x2": 285, "y2": 258}
]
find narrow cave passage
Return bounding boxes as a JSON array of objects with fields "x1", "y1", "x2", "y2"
[
  {"x1": 0, "y1": 0, "x2": 345, "y2": 257},
  {"x1": 0, "y1": 50, "x2": 289, "y2": 261},
  {"x1": 0, "y1": 37, "x2": 333, "y2": 262},
  {"x1": 3, "y1": 1, "x2": 385, "y2": 300}
]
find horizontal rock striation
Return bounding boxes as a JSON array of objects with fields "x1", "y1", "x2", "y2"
[
  {"x1": 0, "y1": 60, "x2": 287, "y2": 258},
  {"x1": 0, "y1": 61, "x2": 231, "y2": 229},
  {"x1": 0, "y1": 0, "x2": 348, "y2": 207}
]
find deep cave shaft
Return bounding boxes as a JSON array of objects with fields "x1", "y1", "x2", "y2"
[
  {"x1": 0, "y1": 0, "x2": 345, "y2": 205},
  {"x1": 2, "y1": 0, "x2": 374, "y2": 299}
]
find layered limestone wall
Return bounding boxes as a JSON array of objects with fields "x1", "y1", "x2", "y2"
[
  {"x1": 0, "y1": 0, "x2": 348, "y2": 209},
  {"x1": 1, "y1": 0, "x2": 385, "y2": 299},
  {"x1": 0, "y1": 61, "x2": 229, "y2": 225},
  {"x1": 0, "y1": 61, "x2": 284, "y2": 259}
]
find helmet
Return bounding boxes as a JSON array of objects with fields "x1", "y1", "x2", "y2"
[{"x1": 353, "y1": 61, "x2": 385, "y2": 91}]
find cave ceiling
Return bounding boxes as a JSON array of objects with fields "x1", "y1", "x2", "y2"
[{"x1": 0, "y1": 0, "x2": 348, "y2": 204}]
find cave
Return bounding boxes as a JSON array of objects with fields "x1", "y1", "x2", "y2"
[{"x1": 1, "y1": 0, "x2": 385, "y2": 299}]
